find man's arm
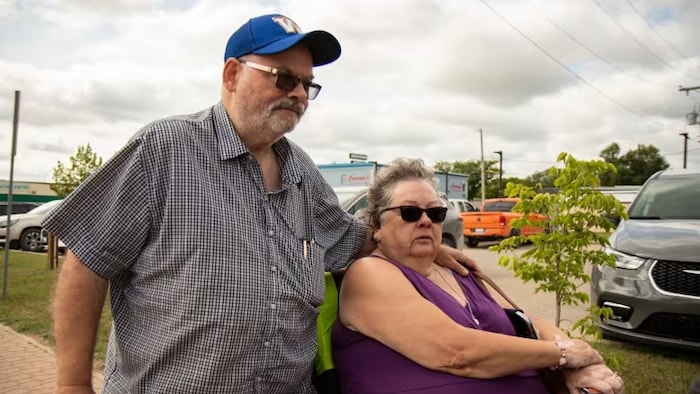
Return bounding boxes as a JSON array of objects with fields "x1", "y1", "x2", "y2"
[
  {"x1": 53, "y1": 250, "x2": 108, "y2": 393},
  {"x1": 435, "y1": 244, "x2": 482, "y2": 275}
]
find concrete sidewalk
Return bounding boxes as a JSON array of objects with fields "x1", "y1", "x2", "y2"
[{"x1": 0, "y1": 323, "x2": 103, "y2": 394}]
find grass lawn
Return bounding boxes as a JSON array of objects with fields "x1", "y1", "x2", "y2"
[
  {"x1": 1, "y1": 250, "x2": 698, "y2": 393},
  {"x1": 0, "y1": 250, "x2": 112, "y2": 363}
]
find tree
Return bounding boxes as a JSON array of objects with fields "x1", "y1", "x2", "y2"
[
  {"x1": 51, "y1": 144, "x2": 103, "y2": 197},
  {"x1": 598, "y1": 143, "x2": 621, "y2": 186},
  {"x1": 489, "y1": 153, "x2": 628, "y2": 337},
  {"x1": 599, "y1": 142, "x2": 669, "y2": 185},
  {"x1": 616, "y1": 144, "x2": 669, "y2": 185},
  {"x1": 434, "y1": 160, "x2": 499, "y2": 200},
  {"x1": 521, "y1": 169, "x2": 557, "y2": 190}
]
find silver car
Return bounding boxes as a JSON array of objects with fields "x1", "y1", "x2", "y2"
[
  {"x1": 591, "y1": 169, "x2": 700, "y2": 351},
  {"x1": 333, "y1": 186, "x2": 465, "y2": 250}
]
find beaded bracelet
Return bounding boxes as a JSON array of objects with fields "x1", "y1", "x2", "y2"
[{"x1": 551, "y1": 336, "x2": 568, "y2": 370}]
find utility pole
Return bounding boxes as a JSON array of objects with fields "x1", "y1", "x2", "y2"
[
  {"x1": 493, "y1": 150, "x2": 503, "y2": 197},
  {"x1": 478, "y1": 129, "x2": 486, "y2": 203},
  {"x1": 679, "y1": 132, "x2": 689, "y2": 169},
  {"x1": 679, "y1": 85, "x2": 700, "y2": 95},
  {"x1": 677, "y1": 86, "x2": 698, "y2": 170},
  {"x1": 679, "y1": 86, "x2": 700, "y2": 126}
]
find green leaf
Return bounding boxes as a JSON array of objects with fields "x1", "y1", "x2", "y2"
[{"x1": 50, "y1": 143, "x2": 103, "y2": 197}]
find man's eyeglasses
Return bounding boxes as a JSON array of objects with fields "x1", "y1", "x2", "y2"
[
  {"x1": 379, "y1": 206, "x2": 448, "y2": 223},
  {"x1": 238, "y1": 59, "x2": 322, "y2": 100}
]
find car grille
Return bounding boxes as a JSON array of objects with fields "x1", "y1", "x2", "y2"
[
  {"x1": 650, "y1": 260, "x2": 700, "y2": 297},
  {"x1": 636, "y1": 313, "x2": 700, "y2": 343}
]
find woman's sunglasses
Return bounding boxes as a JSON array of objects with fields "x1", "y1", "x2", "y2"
[
  {"x1": 379, "y1": 205, "x2": 448, "y2": 223},
  {"x1": 238, "y1": 59, "x2": 322, "y2": 100}
]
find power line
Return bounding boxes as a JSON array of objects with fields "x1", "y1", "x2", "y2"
[
  {"x1": 479, "y1": 0, "x2": 665, "y2": 127},
  {"x1": 529, "y1": 0, "x2": 669, "y2": 89},
  {"x1": 624, "y1": 0, "x2": 694, "y2": 62},
  {"x1": 662, "y1": 146, "x2": 700, "y2": 156},
  {"x1": 590, "y1": 0, "x2": 700, "y2": 82}
]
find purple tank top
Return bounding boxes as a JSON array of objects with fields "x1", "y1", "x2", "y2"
[{"x1": 332, "y1": 256, "x2": 549, "y2": 393}]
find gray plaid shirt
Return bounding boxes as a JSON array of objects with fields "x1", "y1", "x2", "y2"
[{"x1": 42, "y1": 102, "x2": 366, "y2": 393}]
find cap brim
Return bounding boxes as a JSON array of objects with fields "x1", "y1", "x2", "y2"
[{"x1": 253, "y1": 30, "x2": 341, "y2": 67}]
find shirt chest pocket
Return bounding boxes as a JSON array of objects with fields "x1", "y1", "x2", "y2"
[
  {"x1": 272, "y1": 186, "x2": 326, "y2": 306},
  {"x1": 302, "y1": 236, "x2": 326, "y2": 307}
]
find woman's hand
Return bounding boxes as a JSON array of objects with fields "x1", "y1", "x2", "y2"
[
  {"x1": 434, "y1": 244, "x2": 482, "y2": 275},
  {"x1": 563, "y1": 364, "x2": 624, "y2": 394},
  {"x1": 555, "y1": 339, "x2": 604, "y2": 369}
]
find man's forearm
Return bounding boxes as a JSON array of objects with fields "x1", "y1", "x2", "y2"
[{"x1": 53, "y1": 251, "x2": 108, "y2": 387}]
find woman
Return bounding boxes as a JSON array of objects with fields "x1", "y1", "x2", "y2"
[{"x1": 332, "y1": 158, "x2": 624, "y2": 394}]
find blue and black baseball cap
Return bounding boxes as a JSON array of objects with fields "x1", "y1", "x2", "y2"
[{"x1": 224, "y1": 14, "x2": 341, "y2": 67}]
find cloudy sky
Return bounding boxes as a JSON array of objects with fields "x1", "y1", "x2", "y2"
[{"x1": 1, "y1": 0, "x2": 699, "y2": 184}]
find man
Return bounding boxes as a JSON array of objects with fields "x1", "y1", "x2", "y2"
[{"x1": 45, "y1": 14, "x2": 477, "y2": 394}]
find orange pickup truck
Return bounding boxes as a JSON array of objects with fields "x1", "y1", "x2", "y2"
[{"x1": 461, "y1": 198, "x2": 545, "y2": 248}]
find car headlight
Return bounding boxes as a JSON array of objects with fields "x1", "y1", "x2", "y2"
[{"x1": 604, "y1": 247, "x2": 652, "y2": 270}]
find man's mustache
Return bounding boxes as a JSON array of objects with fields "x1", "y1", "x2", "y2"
[{"x1": 271, "y1": 100, "x2": 306, "y2": 116}]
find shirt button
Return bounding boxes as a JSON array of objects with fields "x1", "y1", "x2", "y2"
[
  {"x1": 268, "y1": 230, "x2": 275, "y2": 236},
  {"x1": 270, "y1": 266, "x2": 277, "y2": 272},
  {"x1": 270, "y1": 303, "x2": 277, "y2": 310},
  {"x1": 264, "y1": 341, "x2": 271, "y2": 347},
  {"x1": 255, "y1": 376, "x2": 262, "y2": 382}
]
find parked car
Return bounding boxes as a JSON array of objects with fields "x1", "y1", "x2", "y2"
[
  {"x1": 333, "y1": 186, "x2": 465, "y2": 249},
  {"x1": 461, "y1": 198, "x2": 546, "y2": 248},
  {"x1": 0, "y1": 199, "x2": 64, "y2": 252},
  {"x1": 448, "y1": 198, "x2": 476, "y2": 213},
  {"x1": 591, "y1": 169, "x2": 700, "y2": 351},
  {"x1": 0, "y1": 202, "x2": 40, "y2": 216}
]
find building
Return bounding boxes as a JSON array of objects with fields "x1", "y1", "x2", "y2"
[
  {"x1": 0, "y1": 180, "x2": 59, "y2": 204},
  {"x1": 317, "y1": 162, "x2": 470, "y2": 199}
]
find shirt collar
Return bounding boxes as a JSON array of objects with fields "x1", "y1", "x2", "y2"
[{"x1": 213, "y1": 101, "x2": 302, "y2": 186}]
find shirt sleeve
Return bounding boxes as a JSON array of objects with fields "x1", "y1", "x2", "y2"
[
  {"x1": 311, "y1": 172, "x2": 367, "y2": 271},
  {"x1": 41, "y1": 137, "x2": 150, "y2": 278}
]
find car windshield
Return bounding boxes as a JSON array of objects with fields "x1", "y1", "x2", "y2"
[
  {"x1": 26, "y1": 200, "x2": 63, "y2": 215},
  {"x1": 628, "y1": 176, "x2": 700, "y2": 219},
  {"x1": 482, "y1": 201, "x2": 516, "y2": 212}
]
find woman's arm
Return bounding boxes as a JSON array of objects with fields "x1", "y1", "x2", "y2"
[{"x1": 339, "y1": 257, "x2": 602, "y2": 379}]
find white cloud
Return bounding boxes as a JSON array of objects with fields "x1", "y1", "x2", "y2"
[{"x1": 1, "y1": 0, "x2": 699, "y2": 185}]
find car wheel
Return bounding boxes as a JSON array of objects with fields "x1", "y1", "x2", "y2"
[
  {"x1": 466, "y1": 238, "x2": 479, "y2": 248},
  {"x1": 441, "y1": 235, "x2": 456, "y2": 249},
  {"x1": 20, "y1": 228, "x2": 44, "y2": 252}
]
